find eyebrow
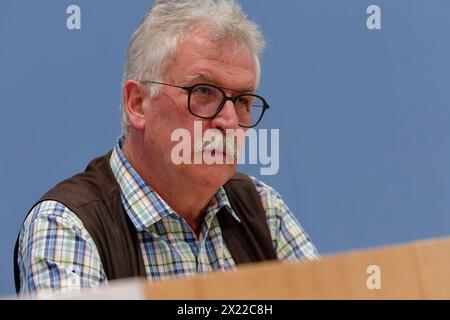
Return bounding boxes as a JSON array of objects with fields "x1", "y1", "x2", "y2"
[{"x1": 183, "y1": 72, "x2": 256, "y2": 94}]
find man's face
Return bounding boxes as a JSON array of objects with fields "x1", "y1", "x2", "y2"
[{"x1": 141, "y1": 32, "x2": 257, "y2": 189}]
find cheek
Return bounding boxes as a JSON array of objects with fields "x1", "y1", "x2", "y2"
[
  {"x1": 149, "y1": 94, "x2": 193, "y2": 126},
  {"x1": 144, "y1": 99, "x2": 198, "y2": 153}
]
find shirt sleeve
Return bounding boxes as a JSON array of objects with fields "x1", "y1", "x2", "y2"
[
  {"x1": 250, "y1": 177, "x2": 320, "y2": 261},
  {"x1": 17, "y1": 200, "x2": 107, "y2": 298}
]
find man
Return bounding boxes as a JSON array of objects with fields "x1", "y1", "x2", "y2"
[{"x1": 15, "y1": 0, "x2": 319, "y2": 297}]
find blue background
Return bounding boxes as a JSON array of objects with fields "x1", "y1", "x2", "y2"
[{"x1": 1, "y1": 0, "x2": 449, "y2": 296}]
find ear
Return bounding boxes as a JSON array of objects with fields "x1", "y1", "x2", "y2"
[{"x1": 123, "y1": 80, "x2": 148, "y2": 132}]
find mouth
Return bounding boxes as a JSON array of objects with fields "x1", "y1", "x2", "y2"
[
  {"x1": 200, "y1": 148, "x2": 237, "y2": 164},
  {"x1": 205, "y1": 149, "x2": 226, "y2": 157}
]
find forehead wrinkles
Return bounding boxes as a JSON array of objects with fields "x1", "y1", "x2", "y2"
[
  {"x1": 181, "y1": 22, "x2": 250, "y2": 53},
  {"x1": 170, "y1": 28, "x2": 253, "y2": 70},
  {"x1": 171, "y1": 39, "x2": 255, "y2": 88}
]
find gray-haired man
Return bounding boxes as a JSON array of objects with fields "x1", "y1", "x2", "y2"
[{"x1": 15, "y1": 0, "x2": 318, "y2": 297}]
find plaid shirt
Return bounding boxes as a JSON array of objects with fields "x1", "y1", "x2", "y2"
[{"x1": 17, "y1": 141, "x2": 319, "y2": 297}]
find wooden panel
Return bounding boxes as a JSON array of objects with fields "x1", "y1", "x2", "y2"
[
  {"x1": 413, "y1": 238, "x2": 450, "y2": 299},
  {"x1": 143, "y1": 237, "x2": 450, "y2": 299}
]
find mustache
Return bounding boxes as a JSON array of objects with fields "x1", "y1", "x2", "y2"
[{"x1": 193, "y1": 130, "x2": 242, "y2": 161}]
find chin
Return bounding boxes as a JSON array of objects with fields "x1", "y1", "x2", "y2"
[{"x1": 186, "y1": 164, "x2": 237, "y2": 188}]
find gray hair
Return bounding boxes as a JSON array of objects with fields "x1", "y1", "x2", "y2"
[{"x1": 121, "y1": 0, "x2": 265, "y2": 135}]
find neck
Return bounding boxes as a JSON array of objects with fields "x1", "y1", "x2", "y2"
[{"x1": 121, "y1": 135, "x2": 219, "y2": 237}]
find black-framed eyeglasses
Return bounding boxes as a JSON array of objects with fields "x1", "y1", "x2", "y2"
[{"x1": 140, "y1": 80, "x2": 269, "y2": 128}]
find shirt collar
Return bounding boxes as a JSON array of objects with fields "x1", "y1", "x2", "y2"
[{"x1": 109, "y1": 138, "x2": 240, "y2": 231}]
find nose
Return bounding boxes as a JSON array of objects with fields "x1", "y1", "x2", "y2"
[{"x1": 209, "y1": 99, "x2": 239, "y2": 131}]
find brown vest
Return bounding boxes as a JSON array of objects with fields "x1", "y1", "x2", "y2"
[{"x1": 14, "y1": 151, "x2": 277, "y2": 293}]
